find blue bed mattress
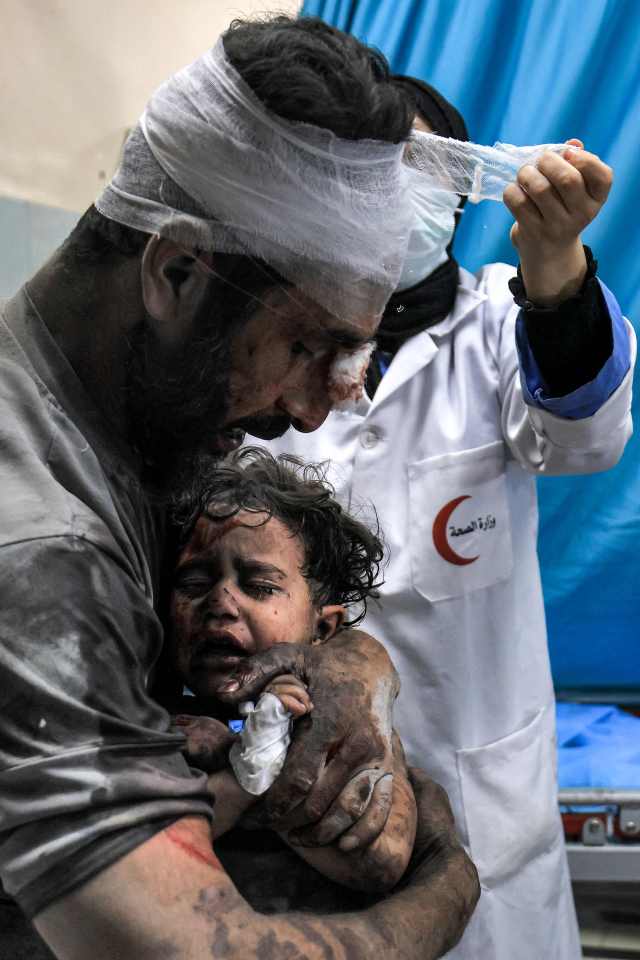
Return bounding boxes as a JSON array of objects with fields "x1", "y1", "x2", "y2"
[{"x1": 557, "y1": 702, "x2": 640, "y2": 789}]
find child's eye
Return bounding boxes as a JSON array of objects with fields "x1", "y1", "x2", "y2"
[
  {"x1": 175, "y1": 572, "x2": 212, "y2": 597},
  {"x1": 178, "y1": 582, "x2": 210, "y2": 597}
]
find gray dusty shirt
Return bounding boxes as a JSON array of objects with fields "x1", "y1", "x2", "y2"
[{"x1": 0, "y1": 287, "x2": 212, "y2": 918}]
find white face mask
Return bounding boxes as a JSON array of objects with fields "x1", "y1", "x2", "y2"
[{"x1": 396, "y1": 186, "x2": 460, "y2": 291}]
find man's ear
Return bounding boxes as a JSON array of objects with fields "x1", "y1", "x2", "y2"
[
  {"x1": 140, "y1": 235, "x2": 212, "y2": 348},
  {"x1": 312, "y1": 605, "x2": 345, "y2": 644}
]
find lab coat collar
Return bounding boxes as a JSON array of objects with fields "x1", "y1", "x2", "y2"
[
  {"x1": 352, "y1": 267, "x2": 488, "y2": 414},
  {"x1": 429, "y1": 267, "x2": 488, "y2": 338}
]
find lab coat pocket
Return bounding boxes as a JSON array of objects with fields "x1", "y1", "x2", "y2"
[
  {"x1": 457, "y1": 705, "x2": 564, "y2": 909},
  {"x1": 407, "y1": 440, "x2": 513, "y2": 602}
]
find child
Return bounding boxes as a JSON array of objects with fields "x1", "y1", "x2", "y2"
[{"x1": 167, "y1": 447, "x2": 417, "y2": 895}]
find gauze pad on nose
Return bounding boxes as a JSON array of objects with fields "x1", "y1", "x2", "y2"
[
  {"x1": 328, "y1": 342, "x2": 376, "y2": 409},
  {"x1": 405, "y1": 130, "x2": 573, "y2": 203}
]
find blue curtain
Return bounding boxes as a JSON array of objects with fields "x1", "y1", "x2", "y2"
[{"x1": 301, "y1": 0, "x2": 640, "y2": 690}]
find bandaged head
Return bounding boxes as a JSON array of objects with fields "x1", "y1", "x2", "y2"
[
  {"x1": 96, "y1": 36, "x2": 571, "y2": 347},
  {"x1": 96, "y1": 37, "x2": 414, "y2": 330}
]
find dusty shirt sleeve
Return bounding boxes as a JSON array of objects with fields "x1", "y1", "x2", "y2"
[{"x1": 0, "y1": 535, "x2": 213, "y2": 918}]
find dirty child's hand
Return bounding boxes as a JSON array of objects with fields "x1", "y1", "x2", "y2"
[
  {"x1": 172, "y1": 714, "x2": 236, "y2": 773},
  {"x1": 264, "y1": 674, "x2": 314, "y2": 718}
]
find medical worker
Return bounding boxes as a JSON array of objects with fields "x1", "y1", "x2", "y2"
[{"x1": 256, "y1": 76, "x2": 635, "y2": 959}]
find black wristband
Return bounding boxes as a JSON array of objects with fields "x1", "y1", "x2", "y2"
[{"x1": 508, "y1": 245, "x2": 598, "y2": 312}]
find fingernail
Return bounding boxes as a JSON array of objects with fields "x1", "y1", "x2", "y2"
[
  {"x1": 173, "y1": 715, "x2": 194, "y2": 726},
  {"x1": 339, "y1": 836, "x2": 360, "y2": 852},
  {"x1": 218, "y1": 680, "x2": 240, "y2": 693}
]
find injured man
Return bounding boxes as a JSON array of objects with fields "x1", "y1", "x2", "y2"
[{"x1": 164, "y1": 447, "x2": 432, "y2": 910}]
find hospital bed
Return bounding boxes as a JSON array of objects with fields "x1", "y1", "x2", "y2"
[{"x1": 556, "y1": 692, "x2": 640, "y2": 956}]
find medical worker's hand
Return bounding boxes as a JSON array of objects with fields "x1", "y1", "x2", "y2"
[
  {"x1": 504, "y1": 139, "x2": 613, "y2": 306},
  {"x1": 214, "y1": 629, "x2": 399, "y2": 848}
]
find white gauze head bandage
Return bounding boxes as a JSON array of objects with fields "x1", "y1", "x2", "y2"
[
  {"x1": 404, "y1": 129, "x2": 573, "y2": 203},
  {"x1": 96, "y1": 38, "x2": 412, "y2": 328}
]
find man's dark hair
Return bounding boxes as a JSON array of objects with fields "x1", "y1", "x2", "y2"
[
  {"x1": 62, "y1": 15, "x2": 412, "y2": 277},
  {"x1": 173, "y1": 446, "x2": 385, "y2": 627}
]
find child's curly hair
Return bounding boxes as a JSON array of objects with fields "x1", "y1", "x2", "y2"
[{"x1": 173, "y1": 447, "x2": 384, "y2": 627}]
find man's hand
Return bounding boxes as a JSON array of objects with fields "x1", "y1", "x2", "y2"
[
  {"x1": 216, "y1": 629, "x2": 399, "y2": 849},
  {"x1": 172, "y1": 714, "x2": 236, "y2": 773},
  {"x1": 281, "y1": 731, "x2": 416, "y2": 894},
  {"x1": 503, "y1": 140, "x2": 613, "y2": 305}
]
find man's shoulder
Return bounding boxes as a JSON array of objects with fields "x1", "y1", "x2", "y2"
[{"x1": 0, "y1": 351, "x2": 125, "y2": 554}]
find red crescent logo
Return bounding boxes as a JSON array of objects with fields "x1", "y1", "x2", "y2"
[{"x1": 432, "y1": 495, "x2": 479, "y2": 566}]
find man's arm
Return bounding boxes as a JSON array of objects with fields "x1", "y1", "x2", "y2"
[
  {"x1": 35, "y1": 771, "x2": 479, "y2": 960},
  {"x1": 214, "y1": 630, "x2": 399, "y2": 848},
  {"x1": 176, "y1": 696, "x2": 415, "y2": 892}
]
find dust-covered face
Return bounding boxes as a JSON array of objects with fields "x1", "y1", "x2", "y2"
[
  {"x1": 170, "y1": 511, "x2": 319, "y2": 697},
  {"x1": 223, "y1": 286, "x2": 377, "y2": 439},
  {"x1": 130, "y1": 281, "x2": 376, "y2": 484}
]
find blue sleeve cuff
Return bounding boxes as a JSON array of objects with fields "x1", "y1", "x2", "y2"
[{"x1": 516, "y1": 280, "x2": 630, "y2": 420}]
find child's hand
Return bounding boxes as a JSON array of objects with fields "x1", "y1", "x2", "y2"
[
  {"x1": 172, "y1": 714, "x2": 236, "y2": 772},
  {"x1": 503, "y1": 140, "x2": 613, "y2": 305},
  {"x1": 263, "y1": 674, "x2": 314, "y2": 718}
]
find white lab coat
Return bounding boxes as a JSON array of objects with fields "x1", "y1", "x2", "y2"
[{"x1": 256, "y1": 263, "x2": 635, "y2": 959}]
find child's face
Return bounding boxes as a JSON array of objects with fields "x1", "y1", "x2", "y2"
[{"x1": 170, "y1": 510, "x2": 341, "y2": 698}]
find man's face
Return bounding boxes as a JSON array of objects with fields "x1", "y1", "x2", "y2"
[
  {"x1": 170, "y1": 510, "x2": 317, "y2": 697},
  {"x1": 223, "y1": 285, "x2": 378, "y2": 440},
  {"x1": 128, "y1": 275, "x2": 377, "y2": 485}
]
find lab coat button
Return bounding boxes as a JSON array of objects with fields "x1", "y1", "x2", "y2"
[{"x1": 361, "y1": 429, "x2": 380, "y2": 449}]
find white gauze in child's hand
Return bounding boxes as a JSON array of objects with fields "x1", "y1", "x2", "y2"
[
  {"x1": 404, "y1": 130, "x2": 575, "y2": 203},
  {"x1": 229, "y1": 692, "x2": 292, "y2": 795},
  {"x1": 328, "y1": 341, "x2": 375, "y2": 409}
]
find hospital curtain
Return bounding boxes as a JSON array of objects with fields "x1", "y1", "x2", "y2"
[{"x1": 301, "y1": 0, "x2": 640, "y2": 689}]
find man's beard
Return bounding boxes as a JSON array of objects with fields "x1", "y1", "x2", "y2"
[
  {"x1": 124, "y1": 291, "x2": 291, "y2": 503},
  {"x1": 125, "y1": 301, "x2": 234, "y2": 499},
  {"x1": 232, "y1": 412, "x2": 292, "y2": 441}
]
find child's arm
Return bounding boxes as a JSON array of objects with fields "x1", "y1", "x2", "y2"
[
  {"x1": 208, "y1": 768, "x2": 258, "y2": 839},
  {"x1": 172, "y1": 713, "x2": 258, "y2": 838}
]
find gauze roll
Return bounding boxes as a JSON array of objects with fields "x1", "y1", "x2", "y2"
[
  {"x1": 404, "y1": 129, "x2": 573, "y2": 203},
  {"x1": 229, "y1": 693, "x2": 292, "y2": 796}
]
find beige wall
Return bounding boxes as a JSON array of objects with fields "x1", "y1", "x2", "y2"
[{"x1": 1, "y1": 0, "x2": 299, "y2": 212}]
